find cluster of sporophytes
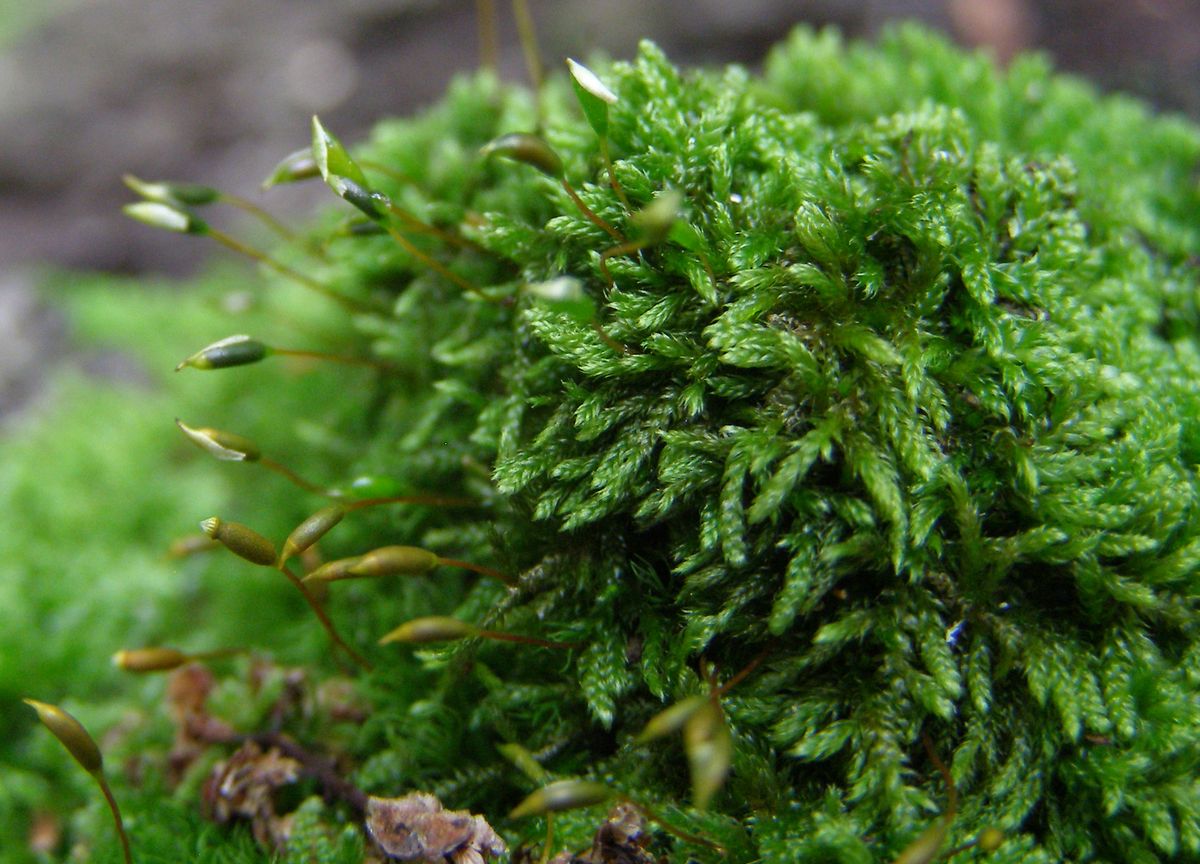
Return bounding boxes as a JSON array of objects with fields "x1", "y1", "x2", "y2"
[{"x1": 17, "y1": 21, "x2": 1200, "y2": 864}]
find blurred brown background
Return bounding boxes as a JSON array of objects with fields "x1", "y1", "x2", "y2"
[{"x1": 0, "y1": 0, "x2": 1197, "y2": 417}]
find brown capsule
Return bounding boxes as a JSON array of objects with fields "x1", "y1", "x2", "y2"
[
  {"x1": 508, "y1": 779, "x2": 613, "y2": 819},
  {"x1": 378, "y1": 616, "x2": 479, "y2": 645},
  {"x1": 279, "y1": 505, "x2": 346, "y2": 567},
  {"x1": 176, "y1": 419, "x2": 261, "y2": 462},
  {"x1": 346, "y1": 545, "x2": 440, "y2": 578},
  {"x1": 23, "y1": 699, "x2": 103, "y2": 775},
  {"x1": 201, "y1": 517, "x2": 278, "y2": 567},
  {"x1": 112, "y1": 647, "x2": 190, "y2": 673}
]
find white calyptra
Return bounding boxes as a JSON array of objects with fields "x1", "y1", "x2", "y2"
[
  {"x1": 567, "y1": 58, "x2": 617, "y2": 104},
  {"x1": 122, "y1": 201, "x2": 193, "y2": 233}
]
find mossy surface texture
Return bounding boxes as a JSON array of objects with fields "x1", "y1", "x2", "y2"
[{"x1": 8, "y1": 25, "x2": 1200, "y2": 864}]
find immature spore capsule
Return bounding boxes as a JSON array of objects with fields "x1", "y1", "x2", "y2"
[{"x1": 201, "y1": 517, "x2": 278, "y2": 567}]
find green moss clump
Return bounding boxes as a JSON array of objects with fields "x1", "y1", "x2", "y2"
[{"x1": 10, "y1": 24, "x2": 1200, "y2": 864}]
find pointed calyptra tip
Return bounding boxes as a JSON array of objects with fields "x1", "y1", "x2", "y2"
[
  {"x1": 566, "y1": 58, "x2": 618, "y2": 104},
  {"x1": 479, "y1": 133, "x2": 564, "y2": 179},
  {"x1": 24, "y1": 699, "x2": 104, "y2": 776},
  {"x1": 176, "y1": 419, "x2": 261, "y2": 462},
  {"x1": 123, "y1": 174, "x2": 219, "y2": 206},
  {"x1": 262, "y1": 148, "x2": 320, "y2": 188},
  {"x1": 176, "y1": 334, "x2": 269, "y2": 371},
  {"x1": 508, "y1": 779, "x2": 613, "y2": 819},
  {"x1": 123, "y1": 201, "x2": 207, "y2": 234}
]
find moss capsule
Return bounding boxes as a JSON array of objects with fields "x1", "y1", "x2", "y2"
[
  {"x1": 123, "y1": 201, "x2": 207, "y2": 234},
  {"x1": 176, "y1": 419, "x2": 261, "y2": 462},
  {"x1": 201, "y1": 517, "x2": 278, "y2": 567},
  {"x1": 509, "y1": 779, "x2": 613, "y2": 819},
  {"x1": 280, "y1": 505, "x2": 346, "y2": 567},
  {"x1": 176, "y1": 335, "x2": 269, "y2": 371},
  {"x1": 24, "y1": 699, "x2": 132, "y2": 863},
  {"x1": 23, "y1": 699, "x2": 103, "y2": 775},
  {"x1": 262, "y1": 148, "x2": 320, "y2": 188},
  {"x1": 633, "y1": 695, "x2": 707, "y2": 745},
  {"x1": 480, "y1": 133, "x2": 564, "y2": 179},
  {"x1": 123, "y1": 174, "x2": 220, "y2": 206},
  {"x1": 378, "y1": 616, "x2": 479, "y2": 645},
  {"x1": 303, "y1": 555, "x2": 363, "y2": 584},
  {"x1": 683, "y1": 700, "x2": 731, "y2": 810},
  {"x1": 112, "y1": 647, "x2": 190, "y2": 673},
  {"x1": 346, "y1": 545, "x2": 440, "y2": 578}
]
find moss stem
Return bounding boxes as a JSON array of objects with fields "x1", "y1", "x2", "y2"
[
  {"x1": 279, "y1": 562, "x2": 373, "y2": 672},
  {"x1": 206, "y1": 225, "x2": 373, "y2": 314},
  {"x1": 96, "y1": 774, "x2": 133, "y2": 864}
]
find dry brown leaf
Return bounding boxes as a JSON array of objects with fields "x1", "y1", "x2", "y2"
[
  {"x1": 203, "y1": 741, "x2": 302, "y2": 851},
  {"x1": 366, "y1": 792, "x2": 507, "y2": 864}
]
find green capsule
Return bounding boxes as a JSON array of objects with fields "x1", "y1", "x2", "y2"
[
  {"x1": 567, "y1": 58, "x2": 616, "y2": 138},
  {"x1": 123, "y1": 201, "x2": 208, "y2": 234},
  {"x1": 176, "y1": 419, "x2": 261, "y2": 462},
  {"x1": 497, "y1": 742, "x2": 551, "y2": 784},
  {"x1": 176, "y1": 334, "x2": 270, "y2": 371},
  {"x1": 346, "y1": 546, "x2": 440, "y2": 578},
  {"x1": 262, "y1": 148, "x2": 321, "y2": 188},
  {"x1": 24, "y1": 699, "x2": 103, "y2": 776},
  {"x1": 280, "y1": 505, "x2": 346, "y2": 567},
  {"x1": 378, "y1": 616, "x2": 479, "y2": 645},
  {"x1": 631, "y1": 190, "x2": 682, "y2": 245},
  {"x1": 201, "y1": 517, "x2": 278, "y2": 567},
  {"x1": 508, "y1": 779, "x2": 613, "y2": 819},
  {"x1": 480, "y1": 133, "x2": 564, "y2": 179},
  {"x1": 303, "y1": 555, "x2": 363, "y2": 583},
  {"x1": 633, "y1": 695, "x2": 707, "y2": 745},
  {"x1": 123, "y1": 174, "x2": 220, "y2": 206},
  {"x1": 338, "y1": 178, "x2": 389, "y2": 221},
  {"x1": 311, "y1": 115, "x2": 371, "y2": 195},
  {"x1": 112, "y1": 647, "x2": 190, "y2": 673},
  {"x1": 683, "y1": 700, "x2": 731, "y2": 810}
]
